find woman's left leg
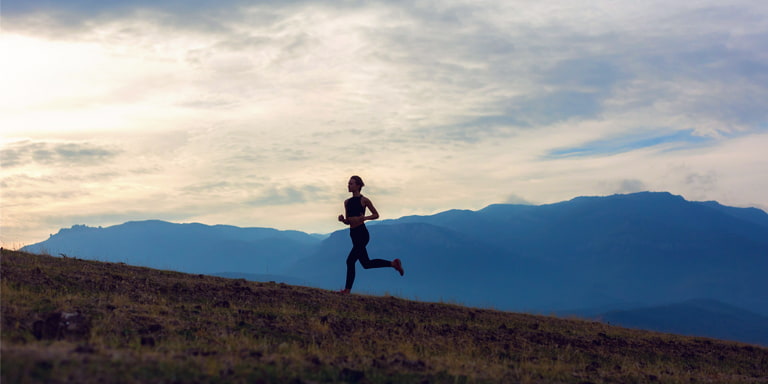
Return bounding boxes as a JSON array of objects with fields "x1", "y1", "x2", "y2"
[
  {"x1": 345, "y1": 226, "x2": 392, "y2": 289},
  {"x1": 353, "y1": 225, "x2": 391, "y2": 269},
  {"x1": 357, "y1": 248, "x2": 393, "y2": 269}
]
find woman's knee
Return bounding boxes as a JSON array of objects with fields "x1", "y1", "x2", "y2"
[{"x1": 346, "y1": 254, "x2": 358, "y2": 266}]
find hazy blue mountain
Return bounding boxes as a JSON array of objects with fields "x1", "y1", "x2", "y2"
[
  {"x1": 23, "y1": 220, "x2": 320, "y2": 275},
  {"x1": 598, "y1": 299, "x2": 768, "y2": 346},
  {"x1": 21, "y1": 192, "x2": 768, "y2": 344},
  {"x1": 349, "y1": 192, "x2": 768, "y2": 314},
  {"x1": 697, "y1": 201, "x2": 768, "y2": 229}
]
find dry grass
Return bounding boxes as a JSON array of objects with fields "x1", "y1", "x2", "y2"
[{"x1": 2, "y1": 249, "x2": 767, "y2": 383}]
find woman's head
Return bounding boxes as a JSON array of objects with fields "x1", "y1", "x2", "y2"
[{"x1": 348, "y1": 175, "x2": 365, "y2": 192}]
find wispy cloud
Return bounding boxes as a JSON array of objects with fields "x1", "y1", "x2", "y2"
[
  {"x1": 547, "y1": 130, "x2": 714, "y2": 158},
  {"x1": 1, "y1": 141, "x2": 121, "y2": 167}
]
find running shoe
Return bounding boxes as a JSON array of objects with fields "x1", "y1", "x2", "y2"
[{"x1": 392, "y1": 259, "x2": 404, "y2": 276}]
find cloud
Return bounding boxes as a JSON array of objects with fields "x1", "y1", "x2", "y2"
[
  {"x1": 544, "y1": 58, "x2": 625, "y2": 90},
  {"x1": 0, "y1": 140, "x2": 121, "y2": 168},
  {"x1": 504, "y1": 194, "x2": 533, "y2": 205},
  {"x1": 685, "y1": 171, "x2": 717, "y2": 193},
  {"x1": 7, "y1": 1, "x2": 765, "y2": 141},
  {"x1": 0, "y1": 183, "x2": 88, "y2": 201},
  {"x1": 1, "y1": 0, "x2": 257, "y2": 34},
  {"x1": 246, "y1": 185, "x2": 325, "y2": 206},
  {"x1": 547, "y1": 130, "x2": 713, "y2": 159},
  {"x1": 509, "y1": 91, "x2": 604, "y2": 126},
  {"x1": 615, "y1": 179, "x2": 646, "y2": 194}
]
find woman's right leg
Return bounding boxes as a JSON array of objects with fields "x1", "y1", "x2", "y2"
[
  {"x1": 345, "y1": 248, "x2": 358, "y2": 290},
  {"x1": 345, "y1": 226, "x2": 370, "y2": 290}
]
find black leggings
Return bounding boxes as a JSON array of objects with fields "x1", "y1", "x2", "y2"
[{"x1": 345, "y1": 225, "x2": 391, "y2": 290}]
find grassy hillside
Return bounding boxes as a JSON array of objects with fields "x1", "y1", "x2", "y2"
[{"x1": 2, "y1": 249, "x2": 767, "y2": 384}]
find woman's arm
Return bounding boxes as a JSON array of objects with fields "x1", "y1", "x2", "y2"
[
  {"x1": 362, "y1": 197, "x2": 379, "y2": 222},
  {"x1": 338, "y1": 200, "x2": 350, "y2": 225}
]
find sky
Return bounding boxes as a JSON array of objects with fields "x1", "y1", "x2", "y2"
[{"x1": 2, "y1": 0, "x2": 768, "y2": 247}]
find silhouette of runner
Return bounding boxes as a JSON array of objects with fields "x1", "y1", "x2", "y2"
[{"x1": 337, "y1": 175, "x2": 404, "y2": 294}]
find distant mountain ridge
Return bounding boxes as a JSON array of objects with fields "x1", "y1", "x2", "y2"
[
  {"x1": 22, "y1": 192, "x2": 768, "y2": 346},
  {"x1": 355, "y1": 192, "x2": 768, "y2": 312},
  {"x1": 25, "y1": 220, "x2": 320, "y2": 275}
]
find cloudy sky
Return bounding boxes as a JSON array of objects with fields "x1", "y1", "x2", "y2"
[{"x1": 2, "y1": 0, "x2": 767, "y2": 246}]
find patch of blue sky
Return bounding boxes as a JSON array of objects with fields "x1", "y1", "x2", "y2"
[{"x1": 546, "y1": 129, "x2": 713, "y2": 159}]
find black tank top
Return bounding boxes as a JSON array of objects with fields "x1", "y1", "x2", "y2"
[{"x1": 345, "y1": 196, "x2": 365, "y2": 217}]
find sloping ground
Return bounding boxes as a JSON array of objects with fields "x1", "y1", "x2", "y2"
[{"x1": 2, "y1": 249, "x2": 767, "y2": 384}]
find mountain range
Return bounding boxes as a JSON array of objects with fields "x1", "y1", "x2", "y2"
[{"x1": 21, "y1": 191, "x2": 768, "y2": 346}]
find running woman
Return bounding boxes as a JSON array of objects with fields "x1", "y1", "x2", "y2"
[{"x1": 337, "y1": 175, "x2": 404, "y2": 294}]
